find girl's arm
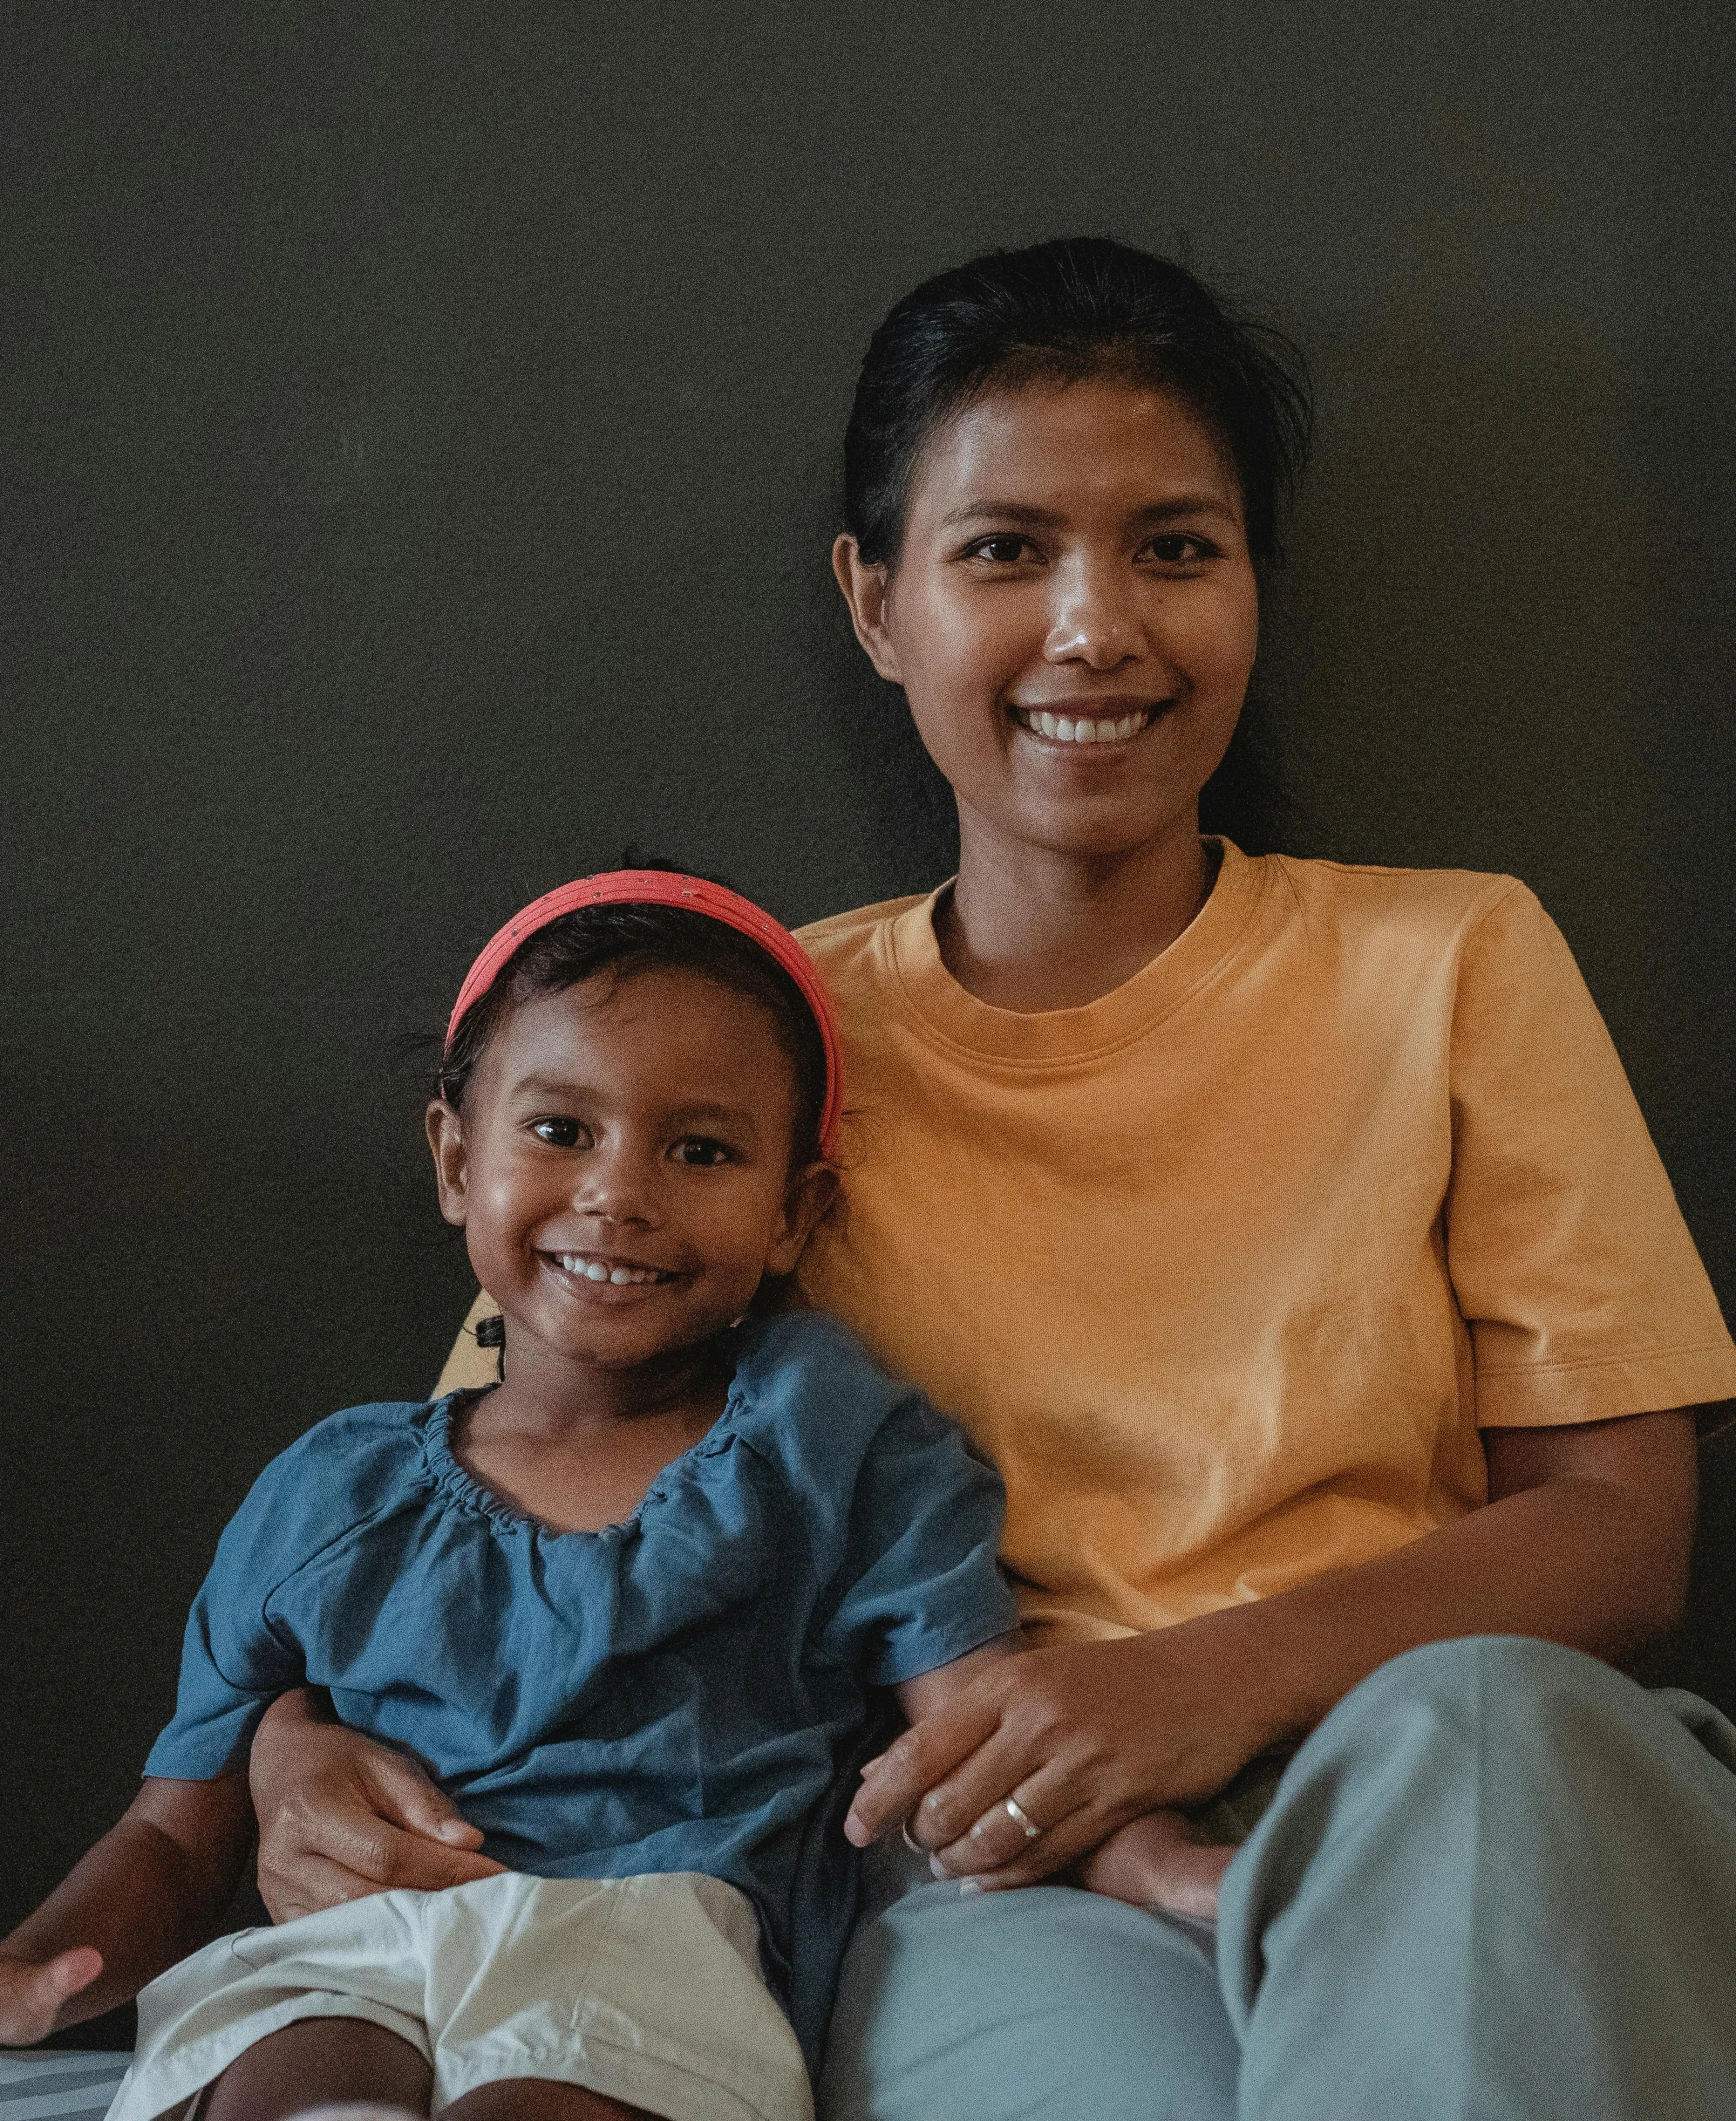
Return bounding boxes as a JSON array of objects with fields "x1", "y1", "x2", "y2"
[
  {"x1": 0, "y1": 1774, "x2": 253, "y2": 2045},
  {"x1": 847, "y1": 1404, "x2": 1703, "y2": 1884}
]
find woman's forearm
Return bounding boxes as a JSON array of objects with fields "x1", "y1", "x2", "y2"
[{"x1": 1150, "y1": 1407, "x2": 1699, "y2": 1750}]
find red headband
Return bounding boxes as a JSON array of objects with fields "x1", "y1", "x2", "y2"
[{"x1": 443, "y1": 871, "x2": 843, "y2": 1158}]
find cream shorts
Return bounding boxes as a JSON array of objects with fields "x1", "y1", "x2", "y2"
[{"x1": 106, "y1": 1870, "x2": 812, "y2": 2121}]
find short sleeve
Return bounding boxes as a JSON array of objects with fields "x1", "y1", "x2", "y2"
[
  {"x1": 142, "y1": 1464, "x2": 312, "y2": 1779},
  {"x1": 1446, "y1": 884, "x2": 1736, "y2": 1428},
  {"x1": 821, "y1": 1395, "x2": 1019, "y2": 1686}
]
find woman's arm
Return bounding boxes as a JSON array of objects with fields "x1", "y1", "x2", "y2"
[
  {"x1": 251, "y1": 1689, "x2": 505, "y2": 1920},
  {"x1": 848, "y1": 1404, "x2": 1703, "y2": 1885},
  {"x1": 0, "y1": 1775, "x2": 252, "y2": 2044}
]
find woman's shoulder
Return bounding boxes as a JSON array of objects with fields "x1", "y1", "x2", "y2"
[
  {"x1": 1259, "y1": 851, "x2": 1542, "y2": 958},
  {"x1": 797, "y1": 892, "x2": 929, "y2": 983}
]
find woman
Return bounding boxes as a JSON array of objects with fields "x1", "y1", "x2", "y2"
[{"x1": 251, "y1": 239, "x2": 1736, "y2": 2120}]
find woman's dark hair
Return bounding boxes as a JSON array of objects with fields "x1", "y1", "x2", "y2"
[
  {"x1": 842, "y1": 236, "x2": 1311, "y2": 577},
  {"x1": 438, "y1": 900, "x2": 830, "y2": 1167}
]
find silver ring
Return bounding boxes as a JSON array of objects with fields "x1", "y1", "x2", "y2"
[
  {"x1": 900, "y1": 1816, "x2": 929, "y2": 1856},
  {"x1": 1004, "y1": 1797, "x2": 1041, "y2": 1841}
]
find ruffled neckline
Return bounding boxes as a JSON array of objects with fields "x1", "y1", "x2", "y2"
[{"x1": 417, "y1": 1380, "x2": 746, "y2": 1541}]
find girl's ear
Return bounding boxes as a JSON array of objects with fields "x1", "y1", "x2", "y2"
[
  {"x1": 425, "y1": 1098, "x2": 471, "y2": 1226},
  {"x1": 831, "y1": 534, "x2": 903, "y2": 685},
  {"x1": 765, "y1": 1159, "x2": 840, "y2": 1277}
]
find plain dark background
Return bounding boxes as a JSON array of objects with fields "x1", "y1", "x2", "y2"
[{"x1": 4, "y1": 2, "x2": 1733, "y2": 1930}]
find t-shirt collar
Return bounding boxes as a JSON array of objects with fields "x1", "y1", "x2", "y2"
[{"x1": 884, "y1": 836, "x2": 1270, "y2": 1063}]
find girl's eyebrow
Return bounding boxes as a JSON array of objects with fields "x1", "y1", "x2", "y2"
[{"x1": 506, "y1": 1075, "x2": 761, "y2": 1130}]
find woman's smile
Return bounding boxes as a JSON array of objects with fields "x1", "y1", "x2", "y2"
[{"x1": 1008, "y1": 697, "x2": 1165, "y2": 747}]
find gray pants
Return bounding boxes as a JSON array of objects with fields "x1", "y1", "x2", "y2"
[{"x1": 818, "y1": 1637, "x2": 1736, "y2": 2120}]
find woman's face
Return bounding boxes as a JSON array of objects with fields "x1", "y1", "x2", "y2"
[{"x1": 835, "y1": 377, "x2": 1259, "y2": 865}]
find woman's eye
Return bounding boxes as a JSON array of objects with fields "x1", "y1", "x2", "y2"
[
  {"x1": 965, "y1": 533, "x2": 1034, "y2": 565},
  {"x1": 1142, "y1": 532, "x2": 1218, "y2": 565},
  {"x1": 530, "y1": 1117, "x2": 587, "y2": 1148},
  {"x1": 671, "y1": 1137, "x2": 734, "y2": 1167}
]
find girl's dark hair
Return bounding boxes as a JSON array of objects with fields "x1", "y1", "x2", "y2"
[
  {"x1": 438, "y1": 900, "x2": 830, "y2": 1167},
  {"x1": 842, "y1": 236, "x2": 1311, "y2": 576}
]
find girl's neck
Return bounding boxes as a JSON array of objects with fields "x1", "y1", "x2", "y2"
[
  {"x1": 940, "y1": 810, "x2": 1217, "y2": 1013},
  {"x1": 477, "y1": 1333, "x2": 732, "y2": 1441}
]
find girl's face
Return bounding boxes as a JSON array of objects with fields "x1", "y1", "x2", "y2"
[
  {"x1": 427, "y1": 969, "x2": 831, "y2": 1376},
  {"x1": 835, "y1": 377, "x2": 1259, "y2": 866}
]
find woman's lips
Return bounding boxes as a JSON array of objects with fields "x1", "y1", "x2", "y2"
[{"x1": 1010, "y1": 703, "x2": 1158, "y2": 746}]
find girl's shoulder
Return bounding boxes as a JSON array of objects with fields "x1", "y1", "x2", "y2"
[
  {"x1": 725, "y1": 1309, "x2": 971, "y2": 1496},
  {"x1": 212, "y1": 1399, "x2": 445, "y2": 1579}
]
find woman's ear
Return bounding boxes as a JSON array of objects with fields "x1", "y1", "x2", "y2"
[
  {"x1": 831, "y1": 534, "x2": 902, "y2": 685},
  {"x1": 425, "y1": 1099, "x2": 471, "y2": 1227},
  {"x1": 765, "y1": 1159, "x2": 841, "y2": 1277}
]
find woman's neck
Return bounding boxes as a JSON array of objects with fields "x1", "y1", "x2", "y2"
[{"x1": 939, "y1": 811, "x2": 1217, "y2": 1013}]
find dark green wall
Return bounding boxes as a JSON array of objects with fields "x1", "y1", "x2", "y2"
[{"x1": 5, "y1": 2, "x2": 1733, "y2": 1927}]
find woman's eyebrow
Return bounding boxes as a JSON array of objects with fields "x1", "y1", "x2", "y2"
[{"x1": 938, "y1": 494, "x2": 1240, "y2": 529}]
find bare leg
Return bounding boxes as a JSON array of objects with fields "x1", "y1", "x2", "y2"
[
  {"x1": 200, "y1": 2015, "x2": 433, "y2": 2121},
  {"x1": 441, "y1": 2082, "x2": 653, "y2": 2120}
]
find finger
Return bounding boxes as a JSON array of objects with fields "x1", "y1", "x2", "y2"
[
  {"x1": 947, "y1": 1795, "x2": 1149, "y2": 1892},
  {"x1": 364, "y1": 1755, "x2": 486, "y2": 1848},
  {"x1": 341, "y1": 1818, "x2": 507, "y2": 1892},
  {"x1": 844, "y1": 1697, "x2": 1004, "y2": 1847},
  {"x1": 900, "y1": 1717, "x2": 1073, "y2": 1854},
  {"x1": 928, "y1": 1771, "x2": 1080, "y2": 1879},
  {"x1": 0, "y1": 1950, "x2": 103, "y2": 2046}
]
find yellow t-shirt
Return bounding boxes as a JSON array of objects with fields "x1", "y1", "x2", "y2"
[{"x1": 439, "y1": 843, "x2": 1736, "y2": 1645}]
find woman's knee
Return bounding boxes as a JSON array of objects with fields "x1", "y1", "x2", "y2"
[{"x1": 819, "y1": 1883, "x2": 1237, "y2": 2121}]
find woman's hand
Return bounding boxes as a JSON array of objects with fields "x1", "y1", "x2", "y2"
[
  {"x1": 251, "y1": 1691, "x2": 505, "y2": 1920},
  {"x1": 850, "y1": 1628, "x2": 1280, "y2": 1889}
]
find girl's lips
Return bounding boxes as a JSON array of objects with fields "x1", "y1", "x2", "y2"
[
  {"x1": 1010, "y1": 703, "x2": 1160, "y2": 746},
  {"x1": 542, "y1": 1250, "x2": 682, "y2": 1292}
]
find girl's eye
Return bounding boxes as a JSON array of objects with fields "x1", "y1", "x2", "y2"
[
  {"x1": 964, "y1": 533, "x2": 1035, "y2": 566},
  {"x1": 530, "y1": 1117, "x2": 588, "y2": 1148},
  {"x1": 671, "y1": 1137, "x2": 735, "y2": 1167}
]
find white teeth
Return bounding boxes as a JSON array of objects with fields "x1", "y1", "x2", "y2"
[
  {"x1": 1021, "y1": 708, "x2": 1152, "y2": 745},
  {"x1": 556, "y1": 1252, "x2": 664, "y2": 1286}
]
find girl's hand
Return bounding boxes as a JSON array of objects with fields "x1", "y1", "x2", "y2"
[
  {"x1": 0, "y1": 1946, "x2": 103, "y2": 2047},
  {"x1": 1076, "y1": 1809, "x2": 1233, "y2": 1921},
  {"x1": 251, "y1": 1691, "x2": 505, "y2": 1921},
  {"x1": 848, "y1": 1629, "x2": 1278, "y2": 1888}
]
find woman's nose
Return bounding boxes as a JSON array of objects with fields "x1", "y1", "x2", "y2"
[{"x1": 1043, "y1": 557, "x2": 1143, "y2": 669}]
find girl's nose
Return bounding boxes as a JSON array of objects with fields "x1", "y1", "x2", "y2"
[
  {"x1": 572, "y1": 1143, "x2": 657, "y2": 1225},
  {"x1": 1043, "y1": 557, "x2": 1143, "y2": 670}
]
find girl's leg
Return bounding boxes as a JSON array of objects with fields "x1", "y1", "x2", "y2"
[
  {"x1": 1220, "y1": 1635, "x2": 1736, "y2": 2121},
  {"x1": 441, "y1": 2085, "x2": 651, "y2": 2119},
  {"x1": 200, "y1": 2016, "x2": 433, "y2": 2121},
  {"x1": 818, "y1": 1846, "x2": 1240, "y2": 2120}
]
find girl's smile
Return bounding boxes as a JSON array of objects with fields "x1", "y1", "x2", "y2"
[{"x1": 427, "y1": 966, "x2": 832, "y2": 1416}]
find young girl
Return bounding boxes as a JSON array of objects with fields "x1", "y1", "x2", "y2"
[
  {"x1": 253, "y1": 242, "x2": 1736, "y2": 2121},
  {"x1": 0, "y1": 872, "x2": 1033, "y2": 2121}
]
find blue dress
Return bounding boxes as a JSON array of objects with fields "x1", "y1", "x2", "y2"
[{"x1": 145, "y1": 1310, "x2": 1016, "y2": 2065}]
